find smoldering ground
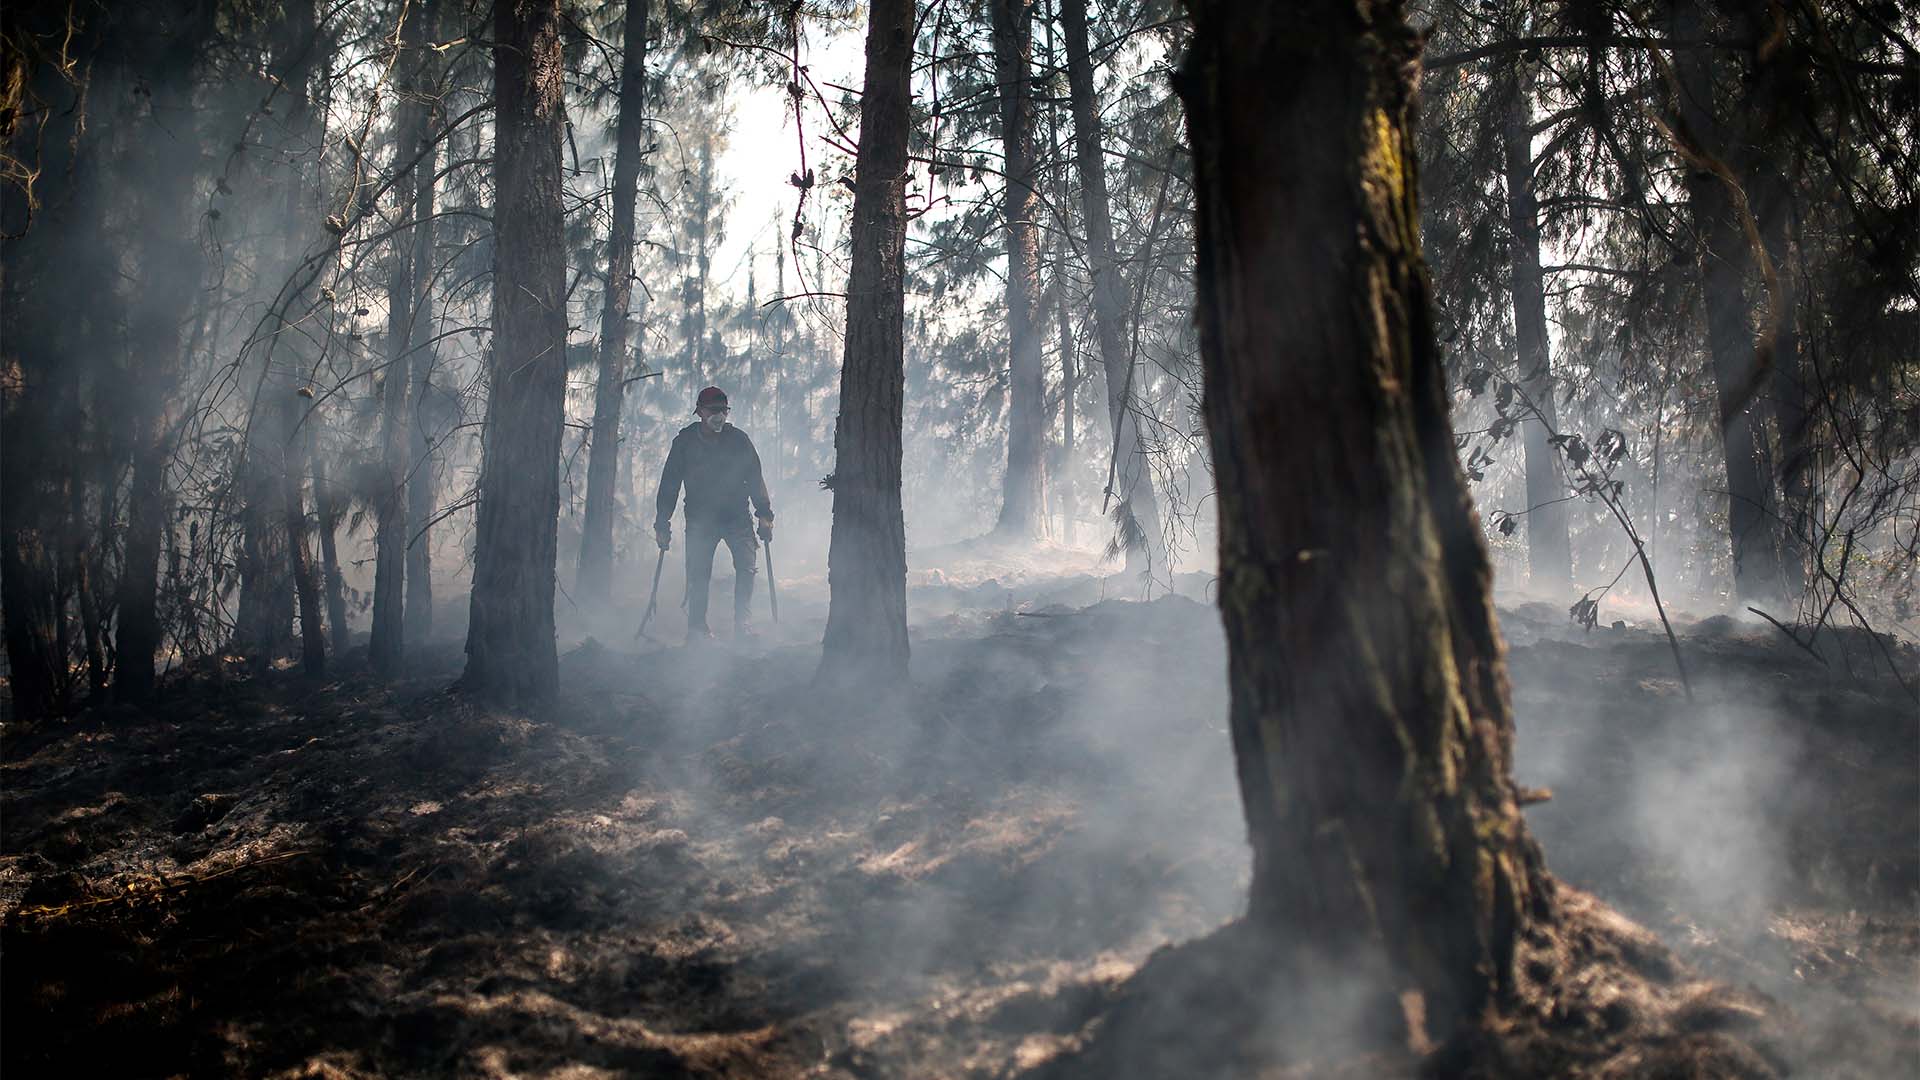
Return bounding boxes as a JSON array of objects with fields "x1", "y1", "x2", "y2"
[{"x1": 3, "y1": 553, "x2": 1914, "y2": 1077}]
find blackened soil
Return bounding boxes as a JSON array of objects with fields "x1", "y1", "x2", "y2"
[{"x1": 2, "y1": 596, "x2": 1914, "y2": 1078}]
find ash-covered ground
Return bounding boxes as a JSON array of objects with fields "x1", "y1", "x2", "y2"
[{"x1": 3, "y1": 546, "x2": 1915, "y2": 1078}]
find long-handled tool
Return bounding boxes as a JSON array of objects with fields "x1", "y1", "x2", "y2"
[
  {"x1": 763, "y1": 538, "x2": 779, "y2": 623},
  {"x1": 634, "y1": 546, "x2": 667, "y2": 641}
]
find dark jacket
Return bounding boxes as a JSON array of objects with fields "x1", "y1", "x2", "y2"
[{"x1": 654, "y1": 422, "x2": 773, "y2": 529}]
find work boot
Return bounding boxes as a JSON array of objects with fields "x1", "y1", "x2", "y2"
[{"x1": 686, "y1": 625, "x2": 715, "y2": 647}]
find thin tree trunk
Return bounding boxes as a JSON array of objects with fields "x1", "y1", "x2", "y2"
[
  {"x1": 817, "y1": 0, "x2": 914, "y2": 690},
  {"x1": 463, "y1": 0, "x2": 569, "y2": 703},
  {"x1": 282, "y1": 399, "x2": 327, "y2": 677},
  {"x1": 1044, "y1": 4, "x2": 1076, "y2": 546},
  {"x1": 579, "y1": 0, "x2": 650, "y2": 600},
  {"x1": 313, "y1": 452, "x2": 351, "y2": 655},
  {"x1": 1671, "y1": 0, "x2": 1784, "y2": 605},
  {"x1": 405, "y1": 9, "x2": 445, "y2": 649},
  {"x1": 270, "y1": 0, "x2": 327, "y2": 679},
  {"x1": 371, "y1": 0, "x2": 436, "y2": 675},
  {"x1": 1179, "y1": 0, "x2": 1552, "y2": 1044},
  {"x1": 991, "y1": 0, "x2": 1048, "y2": 540},
  {"x1": 1503, "y1": 64, "x2": 1572, "y2": 588},
  {"x1": 1060, "y1": 0, "x2": 1163, "y2": 574},
  {"x1": 1054, "y1": 246, "x2": 1078, "y2": 546}
]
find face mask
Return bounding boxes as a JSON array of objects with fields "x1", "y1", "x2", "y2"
[{"x1": 702, "y1": 411, "x2": 726, "y2": 434}]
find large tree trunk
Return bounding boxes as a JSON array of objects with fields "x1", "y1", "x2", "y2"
[
  {"x1": 116, "y1": 7, "x2": 212, "y2": 703},
  {"x1": 1503, "y1": 65, "x2": 1572, "y2": 589},
  {"x1": 1, "y1": 339, "x2": 69, "y2": 721},
  {"x1": 463, "y1": 0, "x2": 569, "y2": 703},
  {"x1": 1059, "y1": 0, "x2": 1164, "y2": 576},
  {"x1": 1178, "y1": 0, "x2": 1552, "y2": 1044},
  {"x1": 990, "y1": 0, "x2": 1048, "y2": 540},
  {"x1": 1742, "y1": 15, "x2": 1810, "y2": 603},
  {"x1": 578, "y1": 0, "x2": 650, "y2": 601},
  {"x1": 1670, "y1": 0, "x2": 1784, "y2": 606},
  {"x1": 817, "y1": 0, "x2": 914, "y2": 690},
  {"x1": 371, "y1": 0, "x2": 437, "y2": 675},
  {"x1": 0, "y1": 53, "x2": 85, "y2": 720}
]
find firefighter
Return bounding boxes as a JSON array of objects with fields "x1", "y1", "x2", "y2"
[{"x1": 652, "y1": 386, "x2": 774, "y2": 641}]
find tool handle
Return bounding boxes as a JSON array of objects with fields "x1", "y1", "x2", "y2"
[{"x1": 764, "y1": 539, "x2": 779, "y2": 622}]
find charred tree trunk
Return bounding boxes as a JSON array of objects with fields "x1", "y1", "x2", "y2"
[
  {"x1": 1179, "y1": 0, "x2": 1553, "y2": 1044},
  {"x1": 313, "y1": 452, "x2": 351, "y2": 655},
  {"x1": 0, "y1": 325, "x2": 69, "y2": 720},
  {"x1": 578, "y1": 0, "x2": 650, "y2": 601},
  {"x1": 1743, "y1": 15, "x2": 1810, "y2": 602},
  {"x1": 1043, "y1": 7, "x2": 1077, "y2": 546},
  {"x1": 1764, "y1": 210, "x2": 1810, "y2": 600},
  {"x1": 0, "y1": 51, "x2": 85, "y2": 720},
  {"x1": 1503, "y1": 65, "x2": 1572, "y2": 589},
  {"x1": 1053, "y1": 241, "x2": 1079, "y2": 546},
  {"x1": 116, "y1": 7, "x2": 212, "y2": 703},
  {"x1": 1670, "y1": 0, "x2": 1785, "y2": 605},
  {"x1": 817, "y1": 0, "x2": 913, "y2": 690},
  {"x1": 404, "y1": 7, "x2": 445, "y2": 648},
  {"x1": 1060, "y1": 0, "x2": 1163, "y2": 575},
  {"x1": 991, "y1": 0, "x2": 1048, "y2": 540},
  {"x1": 274, "y1": 0, "x2": 326, "y2": 678},
  {"x1": 463, "y1": 0, "x2": 569, "y2": 703},
  {"x1": 371, "y1": 0, "x2": 436, "y2": 676},
  {"x1": 282, "y1": 399, "x2": 326, "y2": 677}
]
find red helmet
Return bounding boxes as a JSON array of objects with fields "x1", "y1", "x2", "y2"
[{"x1": 696, "y1": 386, "x2": 729, "y2": 411}]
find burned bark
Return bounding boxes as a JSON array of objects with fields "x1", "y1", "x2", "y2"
[
  {"x1": 1670, "y1": 0, "x2": 1785, "y2": 605},
  {"x1": 1060, "y1": 0, "x2": 1164, "y2": 577},
  {"x1": 115, "y1": 4, "x2": 215, "y2": 703},
  {"x1": 371, "y1": 0, "x2": 437, "y2": 675},
  {"x1": 578, "y1": 0, "x2": 650, "y2": 601},
  {"x1": 1503, "y1": 62, "x2": 1572, "y2": 589},
  {"x1": 817, "y1": 0, "x2": 914, "y2": 689},
  {"x1": 1179, "y1": 0, "x2": 1552, "y2": 1044},
  {"x1": 991, "y1": 0, "x2": 1048, "y2": 540},
  {"x1": 462, "y1": 0, "x2": 569, "y2": 703}
]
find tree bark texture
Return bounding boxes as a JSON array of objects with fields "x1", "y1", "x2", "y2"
[
  {"x1": 1670, "y1": 0, "x2": 1785, "y2": 605},
  {"x1": 1179, "y1": 0, "x2": 1552, "y2": 1044},
  {"x1": 1503, "y1": 66, "x2": 1572, "y2": 589},
  {"x1": 282, "y1": 398, "x2": 327, "y2": 677},
  {"x1": 371, "y1": 0, "x2": 436, "y2": 675},
  {"x1": 313, "y1": 453, "x2": 352, "y2": 655},
  {"x1": 1060, "y1": 0, "x2": 1164, "y2": 575},
  {"x1": 116, "y1": 6, "x2": 214, "y2": 702},
  {"x1": 463, "y1": 0, "x2": 569, "y2": 703},
  {"x1": 0, "y1": 46, "x2": 89, "y2": 720},
  {"x1": 276, "y1": 0, "x2": 326, "y2": 678},
  {"x1": 405, "y1": 2, "x2": 446, "y2": 648},
  {"x1": 991, "y1": 0, "x2": 1048, "y2": 540},
  {"x1": 0, "y1": 323, "x2": 70, "y2": 720},
  {"x1": 817, "y1": 0, "x2": 914, "y2": 689},
  {"x1": 578, "y1": 0, "x2": 650, "y2": 600}
]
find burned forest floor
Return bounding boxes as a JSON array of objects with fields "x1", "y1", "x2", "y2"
[{"x1": 4, "y1": 551, "x2": 1918, "y2": 1079}]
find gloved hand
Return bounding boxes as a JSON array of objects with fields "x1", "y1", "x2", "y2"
[
  {"x1": 654, "y1": 523, "x2": 671, "y2": 551},
  {"x1": 756, "y1": 516, "x2": 774, "y2": 543}
]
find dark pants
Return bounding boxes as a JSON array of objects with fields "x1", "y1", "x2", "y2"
[{"x1": 686, "y1": 516, "x2": 757, "y2": 631}]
